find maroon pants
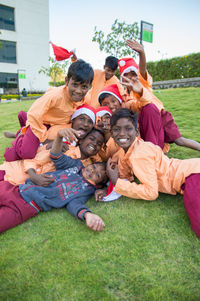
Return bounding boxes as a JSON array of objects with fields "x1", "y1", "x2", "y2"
[
  {"x1": 18, "y1": 111, "x2": 27, "y2": 128},
  {"x1": 4, "y1": 126, "x2": 40, "y2": 161},
  {"x1": 182, "y1": 173, "x2": 200, "y2": 239},
  {"x1": 139, "y1": 104, "x2": 182, "y2": 149},
  {"x1": 0, "y1": 181, "x2": 38, "y2": 233},
  {"x1": 161, "y1": 109, "x2": 181, "y2": 143},
  {"x1": 139, "y1": 103, "x2": 165, "y2": 149}
]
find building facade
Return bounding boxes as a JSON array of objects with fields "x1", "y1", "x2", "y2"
[{"x1": 0, "y1": 0, "x2": 49, "y2": 94}]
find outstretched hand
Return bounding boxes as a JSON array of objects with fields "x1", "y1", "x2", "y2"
[
  {"x1": 120, "y1": 75, "x2": 143, "y2": 96},
  {"x1": 58, "y1": 128, "x2": 82, "y2": 145},
  {"x1": 126, "y1": 39, "x2": 144, "y2": 54},
  {"x1": 84, "y1": 212, "x2": 105, "y2": 231}
]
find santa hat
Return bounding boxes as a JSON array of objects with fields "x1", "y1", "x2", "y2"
[
  {"x1": 118, "y1": 58, "x2": 139, "y2": 77},
  {"x1": 96, "y1": 106, "x2": 112, "y2": 118},
  {"x1": 98, "y1": 84, "x2": 123, "y2": 104},
  {"x1": 50, "y1": 42, "x2": 75, "y2": 61},
  {"x1": 71, "y1": 104, "x2": 96, "y2": 125}
]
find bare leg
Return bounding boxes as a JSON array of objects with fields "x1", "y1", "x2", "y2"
[
  {"x1": 175, "y1": 136, "x2": 200, "y2": 151},
  {"x1": 3, "y1": 132, "x2": 17, "y2": 138}
]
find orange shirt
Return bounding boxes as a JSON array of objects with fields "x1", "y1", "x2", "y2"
[
  {"x1": 0, "y1": 145, "x2": 93, "y2": 185},
  {"x1": 86, "y1": 70, "x2": 124, "y2": 109},
  {"x1": 114, "y1": 138, "x2": 200, "y2": 200},
  {"x1": 26, "y1": 85, "x2": 88, "y2": 142},
  {"x1": 123, "y1": 71, "x2": 164, "y2": 112},
  {"x1": 98, "y1": 137, "x2": 121, "y2": 161}
]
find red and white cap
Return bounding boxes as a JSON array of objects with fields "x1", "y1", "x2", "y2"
[
  {"x1": 71, "y1": 104, "x2": 96, "y2": 125},
  {"x1": 98, "y1": 84, "x2": 123, "y2": 104},
  {"x1": 118, "y1": 58, "x2": 139, "y2": 77},
  {"x1": 96, "y1": 106, "x2": 112, "y2": 118}
]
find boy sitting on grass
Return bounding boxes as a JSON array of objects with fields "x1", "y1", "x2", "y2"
[
  {"x1": 104, "y1": 108, "x2": 200, "y2": 238},
  {"x1": 4, "y1": 59, "x2": 94, "y2": 162},
  {"x1": 0, "y1": 128, "x2": 108, "y2": 234}
]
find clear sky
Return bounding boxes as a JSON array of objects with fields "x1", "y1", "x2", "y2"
[{"x1": 49, "y1": 0, "x2": 200, "y2": 69}]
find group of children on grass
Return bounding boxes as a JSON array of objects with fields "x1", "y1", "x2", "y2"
[{"x1": 0, "y1": 40, "x2": 200, "y2": 238}]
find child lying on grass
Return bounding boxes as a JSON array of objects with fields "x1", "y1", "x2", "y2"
[
  {"x1": 97, "y1": 108, "x2": 200, "y2": 238},
  {"x1": 0, "y1": 128, "x2": 108, "y2": 233}
]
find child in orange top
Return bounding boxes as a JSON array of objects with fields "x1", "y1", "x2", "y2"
[
  {"x1": 3, "y1": 59, "x2": 94, "y2": 162},
  {"x1": 0, "y1": 105, "x2": 97, "y2": 185},
  {"x1": 118, "y1": 40, "x2": 200, "y2": 151},
  {"x1": 86, "y1": 56, "x2": 124, "y2": 108},
  {"x1": 105, "y1": 108, "x2": 200, "y2": 238}
]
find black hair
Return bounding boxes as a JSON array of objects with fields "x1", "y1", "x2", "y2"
[
  {"x1": 98, "y1": 92, "x2": 111, "y2": 104},
  {"x1": 86, "y1": 128, "x2": 105, "y2": 141},
  {"x1": 110, "y1": 108, "x2": 138, "y2": 130},
  {"x1": 105, "y1": 56, "x2": 118, "y2": 71},
  {"x1": 67, "y1": 59, "x2": 94, "y2": 84},
  {"x1": 93, "y1": 161, "x2": 109, "y2": 187}
]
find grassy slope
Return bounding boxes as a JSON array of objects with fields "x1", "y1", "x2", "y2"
[{"x1": 0, "y1": 88, "x2": 200, "y2": 301}]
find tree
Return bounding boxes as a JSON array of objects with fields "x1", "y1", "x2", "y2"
[
  {"x1": 39, "y1": 57, "x2": 69, "y2": 86},
  {"x1": 92, "y1": 19, "x2": 140, "y2": 58}
]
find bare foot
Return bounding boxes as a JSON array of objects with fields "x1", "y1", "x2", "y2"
[{"x1": 3, "y1": 131, "x2": 16, "y2": 138}]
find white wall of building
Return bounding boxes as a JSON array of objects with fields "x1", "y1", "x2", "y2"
[{"x1": 0, "y1": 0, "x2": 50, "y2": 92}]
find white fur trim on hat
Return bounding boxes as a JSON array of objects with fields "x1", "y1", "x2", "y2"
[
  {"x1": 96, "y1": 110, "x2": 112, "y2": 118},
  {"x1": 98, "y1": 91, "x2": 122, "y2": 104},
  {"x1": 121, "y1": 66, "x2": 138, "y2": 77},
  {"x1": 71, "y1": 107, "x2": 95, "y2": 124}
]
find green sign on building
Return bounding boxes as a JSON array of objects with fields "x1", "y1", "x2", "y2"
[
  {"x1": 140, "y1": 21, "x2": 153, "y2": 43},
  {"x1": 19, "y1": 73, "x2": 26, "y2": 79}
]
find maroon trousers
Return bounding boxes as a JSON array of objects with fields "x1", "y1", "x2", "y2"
[
  {"x1": 138, "y1": 104, "x2": 181, "y2": 149},
  {"x1": 4, "y1": 126, "x2": 40, "y2": 161},
  {"x1": 0, "y1": 181, "x2": 38, "y2": 233},
  {"x1": 182, "y1": 173, "x2": 200, "y2": 239}
]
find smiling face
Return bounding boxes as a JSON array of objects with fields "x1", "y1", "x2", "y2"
[
  {"x1": 82, "y1": 163, "x2": 107, "y2": 185},
  {"x1": 79, "y1": 130, "x2": 104, "y2": 157},
  {"x1": 123, "y1": 70, "x2": 138, "y2": 81},
  {"x1": 66, "y1": 78, "x2": 91, "y2": 102},
  {"x1": 101, "y1": 95, "x2": 121, "y2": 113},
  {"x1": 104, "y1": 66, "x2": 116, "y2": 81},
  {"x1": 72, "y1": 114, "x2": 94, "y2": 138},
  {"x1": 111, "y1": 117, "x2": 137, "y2": 152}
]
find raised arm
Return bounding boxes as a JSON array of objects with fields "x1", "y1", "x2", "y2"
[{"x1": 126, "y1": 40, "x2": 147, "y2": 80}]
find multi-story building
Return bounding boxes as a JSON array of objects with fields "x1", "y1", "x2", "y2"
[{"x1": 0, "y1": 0, "x2": 49, "y2": 94}]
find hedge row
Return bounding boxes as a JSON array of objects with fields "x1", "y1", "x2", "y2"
[
  {"x1": 0, "y1": 94, "x2": 43, "y2": 99},
  {"x1": 146, "y1": 53, "x2": 200, "y2": 81}
]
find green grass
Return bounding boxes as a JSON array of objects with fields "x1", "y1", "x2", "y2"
[{"x1": 0, "y1": 89, "x2": 200, "y2": 301}]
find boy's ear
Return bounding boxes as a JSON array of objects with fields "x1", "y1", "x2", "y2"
[
  {"x1": 65, "y1": 76, "x2": 69, "y2": 86},
  {"x1": 136, "y1": 128, "x2": 139, "y2": 136}
]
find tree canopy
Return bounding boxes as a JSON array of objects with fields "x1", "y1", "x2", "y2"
[{"x1": 92, "y1": 19, "x2": 140, "y2": 58}]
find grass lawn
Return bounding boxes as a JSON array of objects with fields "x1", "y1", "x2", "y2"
[{"x1": 0, "y1": 88, "x2": 200, "y2": 301}]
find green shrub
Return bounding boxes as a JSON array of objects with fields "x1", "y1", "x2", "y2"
[{"x1": 147, "y1": 52, "x2": 200, "y2": 81}]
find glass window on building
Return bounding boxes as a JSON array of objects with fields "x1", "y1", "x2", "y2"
[
  {"x1": 0, "y1": 73, "x2": 18, "y2": 92},
  {"x1": 0, "y1": 4, "x2": 15, "y2": 31},
  {"x1": 0, "y1": 40, "x2": 16, "y2": 63}
]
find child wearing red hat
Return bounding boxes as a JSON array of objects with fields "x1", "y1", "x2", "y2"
[
  {"x1": 0, "y1": 105, "x2": 98, "y2": 185},
  {"x1": 86, "y1": 56, "x2": 124, "y2": 109},
  {"x1": 97, "y1": 84, "x2": 124, "y2": 114},
  {"x1": 3, "y1": 60, "x2": 95, "y2": 162},
  {"x1": 118, "y1": 40, "x2": 200, "y2": 152}
]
